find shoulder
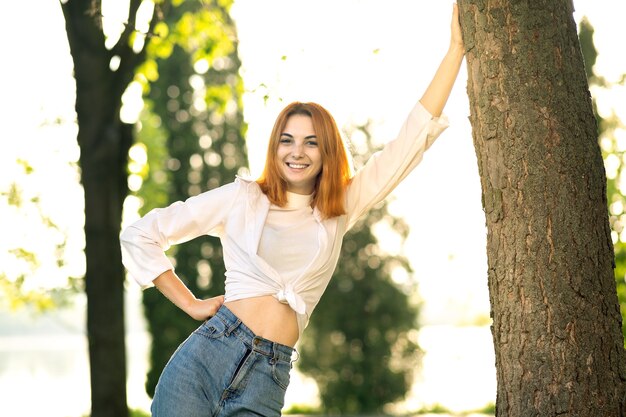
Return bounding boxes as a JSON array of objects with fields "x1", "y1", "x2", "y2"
[
  {"x1": 234, "y1": 174, "x2": 257, "y2": 186},
  {"x1": 197, "y1": 175, "x2": 259, "y2": 196},
  {"x1": 183, "y1": 177, "x2": 249, "y2": 212},
  {"x1": 234, "y1": 175, "x2": 264, "y2": 197}
]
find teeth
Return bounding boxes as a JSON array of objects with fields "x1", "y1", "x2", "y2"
[{"x1": 288, "y1": 163, "x2": 308, "y2": 169}]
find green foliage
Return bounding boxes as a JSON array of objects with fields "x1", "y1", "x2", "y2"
[
  {"x1": 420, "y1": 403, "x2": 453, "y2": 414},
  {"x1": 297, "y1": 124, "x2": 420, "y2": 414},
  {"x1": 0, "y1": 158, "x2": 80, "y2": 312},
  {"x1": 82, "y1": 408, "x2": 150, "y2": 417},
  {"x1": 577, "y1": 18, "x2": 598, "y2": 82},
  {"x1": 129, "y1": 408, "x2": 151, "y2": 417},
  {"x1": 579, "y1": 18, "x2": 626, "y2": 347},
  {"x1": 136, "y1": 0, "x2": 237, "y2": 92},
  {"x1": 130, "y1": 104, "x2": 171, "y2": 215},
  {"x1": 478, "y1": 403, "x2": 496, "y2": 415},
  {"x1": 283, "y1": 404, "x2": 323, "y2": 415},
  {"x1": 405, "y1": 402, "x2": 495, "y2": 416},
  {"x1": 135, "y1": 0, "x2": 248, "y2": 397}
]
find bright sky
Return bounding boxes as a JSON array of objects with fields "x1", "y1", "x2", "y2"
[
  {"x1": 1, "y1": 0, "x2": 622, "y2": 321},
  {"x1": 1, "y1": 0, "x2": 625, "y2": 414}
]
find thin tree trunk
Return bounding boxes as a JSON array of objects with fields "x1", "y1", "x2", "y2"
[
  {"x1": 61, "y1": 1, "x2": 163, "y2": 415},
  {"x1": 82, "y1": 130, "x2": 132, "y2": 417},
  {"x1": 458, "y1": 0, "x2": 626, "y2": 415},
  {"x1": 61, "y1": 2, "x2": 129, "y2": 415}
]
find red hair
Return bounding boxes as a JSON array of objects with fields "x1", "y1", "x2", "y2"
[{"x1": 257, "y1": 102, "x2": 353, "y2": 219}]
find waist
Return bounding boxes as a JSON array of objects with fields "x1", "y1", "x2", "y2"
[{"x1": 224, "y1": 295, "x2": 300, "y2": 347}]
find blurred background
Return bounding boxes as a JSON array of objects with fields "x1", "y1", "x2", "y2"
[{"x1": 1, "y1": 0, "x2": 624, "y2": 416}]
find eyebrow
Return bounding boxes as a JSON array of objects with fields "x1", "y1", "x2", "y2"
[{"x1": 280, "y1": 133, "x2": 318, "y2": 139}]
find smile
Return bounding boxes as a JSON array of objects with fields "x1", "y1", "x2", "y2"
[{"x1": 287, "y1": 163, "x2": 309, "y2": 169}]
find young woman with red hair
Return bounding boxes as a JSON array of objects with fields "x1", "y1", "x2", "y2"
[{"x1": 121, "y1": 5, "x2": 465, "y2": 416}]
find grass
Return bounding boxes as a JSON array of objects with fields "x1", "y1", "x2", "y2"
[
  {"x1": 283, "y1": 402, "x2": 496, "y2": 416},
  {"x1": 81, "y1": 409, "x2": 150, "y2": 417}
]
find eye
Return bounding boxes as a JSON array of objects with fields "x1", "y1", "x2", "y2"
[
  {"x1": 305, "y1": 139, "x2": 318, "y2": 147},
  {"x1": 279, "y1": 137, "x2": 293, "y2": 144}
]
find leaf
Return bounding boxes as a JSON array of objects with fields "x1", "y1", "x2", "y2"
[
  {"x1": 137, "y1": 59, "x2": 160, "y2": 83},
  {"x1": 16, "y1": 159, "x2": 34, "y2": 174},
  {"x1": 153, "y1": 21, "x2": 170, "y2": 40}
]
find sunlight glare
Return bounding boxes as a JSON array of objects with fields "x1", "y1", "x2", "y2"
[
  {"x1": 613, "y1": 86, "x2": 626, "y2": 122},
  {"x1": 128, "y1": 174, "x2": 143, "y2": 192},
  {"x1": 135, "y1": 0, "x2": 154, "y2": 34},
  {"x1": 129, "y1": 143, "x2": 148, "y2": 166},
  {"x1": 122, "y1": 195, "x2": 143, "y2": 228},
  {"x1": 189, "y1": 74, "x2": 205, "y2": 90},
  {"x1": 618, "y1": 170, "x2": 626, "y2": 195},
  {"x1": 132, "y1": 1, "x2": 155, "y2": 53},
  {"x1": 616, "y1": 129, "x2": 626, "y2": 153},
  {"x1": 194, "y1": 58, "x2": 210, "y2": 75},
  {"x1": 600, "y1": 135, "x2": 614, "y2": 153},
  {"x1": 371, "y1": 221, "x2": 402, "y2": 255},
  {"x1": 605, "y1": 154, "x2": 620, "y2": 180},
  {"x1": 612, "y1": 230, "x2": 619, "y2": 245},
  {"x1": 120, "y1": 81, "x2": 145, "y2": 124},
  {"x1": 109, "y1": 55, "x2": 121, "y2": 72},
  {"x1": 610, "y1": 200, "x2": 624, "y2": 216},
  {"x1": 102, "y1": 0, "x2": 130, "y2": 49},
  {"x1": 391, "y1": 267, "x2": 410, "y2": 286}
]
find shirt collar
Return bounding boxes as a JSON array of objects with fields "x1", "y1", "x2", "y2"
[{"x1": 285, "y1": 191, "x2": 313, "y2": 209}]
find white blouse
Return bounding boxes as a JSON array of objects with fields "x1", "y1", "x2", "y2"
[{"x1": 120, "y1": 101, "x2": 448, "y2": 336}]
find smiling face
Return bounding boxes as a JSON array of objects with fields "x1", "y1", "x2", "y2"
[
  {"x1": 257, "y1": 101, "x2": 351, "y2": 217},
  {"x1": 277, "y1": 114, "x2": 322, "y2": 195}
]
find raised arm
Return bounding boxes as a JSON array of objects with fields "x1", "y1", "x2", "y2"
[{"x1": 419, "y1": 3, "x2": 465, "y2": 117}]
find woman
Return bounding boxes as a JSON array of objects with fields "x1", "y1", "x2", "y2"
[{"x1": 121, "y1": 4, "x2": 464, "y2": 416}]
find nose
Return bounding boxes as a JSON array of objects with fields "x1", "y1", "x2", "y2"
[{"x1": 292, "y1": 142, "x2": 304, "y2": 158}]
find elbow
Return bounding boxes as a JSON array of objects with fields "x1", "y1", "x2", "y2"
[
  {"x1": 119, "y1": 225, "x2": 136, "y2": 246},
  {"x1": 119, "y1": 225, "x2": 148, "y2": 252},
  {"x1": 119, "y1": 226, "x2": 137, "y2": 269}
]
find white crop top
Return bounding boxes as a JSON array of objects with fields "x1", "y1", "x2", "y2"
[
  {"x1": 257, "y1": 192, "x2": 317, "y2": 288},
  {"x1": 120, "y1": 101, "x2": 448, "y2": 336}
]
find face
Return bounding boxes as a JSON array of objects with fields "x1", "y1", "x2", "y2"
[{"x1": 277, "y1": 114, "x2": 322, "y2": 195}]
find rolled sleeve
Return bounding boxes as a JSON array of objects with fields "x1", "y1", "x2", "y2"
[
  {"x1": 120, "y1": 180, "x2": 241, "y2": 288},
  {"x1": 120, "y1": 223, "x2": 175, "y2": 288}
]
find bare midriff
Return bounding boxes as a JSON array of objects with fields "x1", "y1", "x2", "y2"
[{"x1": 224, "y1": 295, "x2": 299, "y2": 347}]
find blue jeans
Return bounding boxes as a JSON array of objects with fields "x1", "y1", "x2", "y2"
[{"x1": 151, "y1": 305, "x2": 295, "y2": 416}]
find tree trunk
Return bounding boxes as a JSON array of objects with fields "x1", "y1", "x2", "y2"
[
  {"x1": 458, "y1": 1, "x2": 626, "y2": 415},
  {"x1": 61, "y1": 1, "x2": 163, "y2": 415},
  {"x1": 61, "y1": 2, "x2": 129, "y2": 416}
]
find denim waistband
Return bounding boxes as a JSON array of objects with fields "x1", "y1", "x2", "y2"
[{"x1": 214, "y1": 305, "x2": 296, "y2": 364}]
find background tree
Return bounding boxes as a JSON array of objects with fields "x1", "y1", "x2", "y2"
[
  {"x1": 60, "y1": 1, "x2": 169, "y2": 416},
  {"x1": 131, "y1": 0, "x2": 249, "y2": 396},
  {"x1": 0, "y1": 159, "x2": 80, "y2": 311},
  {"x1": 579, "y1": 17, "x2": 626, "y2": 345},
  {"x1": 298, "y1": 123, "x2": 420, "y2": 414},
  {"x1": 458, "y1": 1, "x2": 626, "y2": 415}
]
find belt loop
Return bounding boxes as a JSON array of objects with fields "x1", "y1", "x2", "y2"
[{"x1": 225, "y1": 319, "x2": 240, "y2": 337}]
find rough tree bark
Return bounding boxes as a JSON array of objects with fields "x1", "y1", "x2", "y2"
[
  {"x1": 60, "y1": 1, "x2": 165, "y2": 416},
  {"x1": 458, "y1": 1, "x2": 626, "y2": 415}
]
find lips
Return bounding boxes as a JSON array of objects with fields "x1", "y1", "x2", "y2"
[{"x1": 287, "y1": 162, "x2": 309, "y2": 169}]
